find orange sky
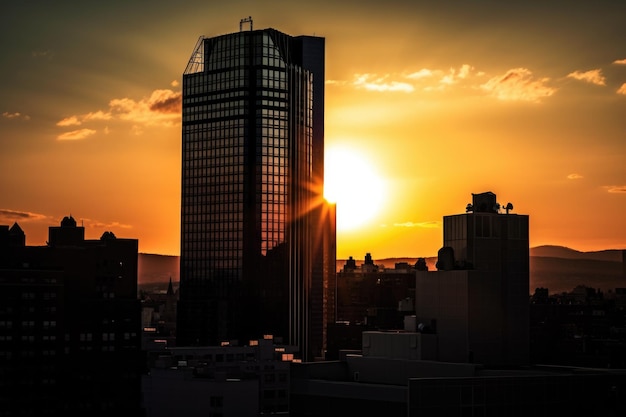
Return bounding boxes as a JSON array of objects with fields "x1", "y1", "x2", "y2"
[{"x1": 1, "y1": 0, "x2": 625, "y2": 259}]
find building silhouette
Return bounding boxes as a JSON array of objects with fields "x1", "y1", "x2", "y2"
[
  {"x1": 176, "y1": 22, "x2": 335, "y2": 361},
  {"x1": 0, "y1": 217, "x2": 143, "y2": 416},
  {"x1": 326, "y1": 254, "x2": 420, "y2": 359},
  {"x1": 143, "y1": 335, "x2": 295, "y2": 416},
  {"x1": 415, "y1": 191, "x2": 530, "y2": 366},
  {"x1": 140, "y1": 277, "x2": 178, "y2": 350}
]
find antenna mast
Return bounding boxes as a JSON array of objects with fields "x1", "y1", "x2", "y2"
[{"x1": 240, "y1": 16, "x2": 253, "y2": 31}]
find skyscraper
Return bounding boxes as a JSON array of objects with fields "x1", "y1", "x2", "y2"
[{"x1": 176, "y1": 23, "x2": 335, "y2": 361}]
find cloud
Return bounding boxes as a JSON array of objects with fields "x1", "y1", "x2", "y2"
[
  {"x1": 567, "y1": 69, "x2": 606, "y2": 86},
  {"x1": 83, "y1": 110, "x2": 112, "y2": 121},
  {"x1": 604, "y1": 185, "x2": 626, "y2": 194},
  {"x1": 31, "y1": 49, "x2": 54, "y2": 59},
  {"x1": 56, "y1": 116, "x2": 81, "y2": 126},
  {"x1": 407, "y1": 64, "x2": 480, "y2": 91},
  {"x1": 2, "y1": 111, "x2": 30, "y2": 121},
  {"x1": 0, "y1": 209, "x2": 48, "y2": 222},
  {"x1": 57, "y1": 111, "x2": 113, "y2": 127},
  {"x1": 109, "y1": 89, "x2": 182, "y2": 124},
  {"x1": 334, "y1": 65, "x2": 483, "y2": 94},
  {"x1": 353, "y1": 74, "x2": 414, "y2": 92},
  {"x1": 613, "y1": 58, "x2": 626, "y2": 65},
  {"x1": 393, "y1": 221, "x2": 440, "y2": 228},
  {"x1": 617, "y1": 83, "x2": 626, "y2": 95},
  {"x1": 55, "y1": 88, "x2": 181, "y2": 137},
  {"x1": 86, "y1": 220, "x2": 133, "y2": 229},
  {"x1": 440, "y1": 64, "x2": 475, "y2": 85},
  {"x1": 147, "y1": 89, "x2": 182, "y2": 114},
  {"x1": 406, "y1": 69, "x2": 435, "y2": 80},
  {"x1": 131, "y1": 125, "x2": 144, "y2": 136},
  {"x1": 481, "y1": 68, "x2": 556, "y2": 102},
  {"x1": 57, "y1": 129, "x2": 97, "y2": 141},
  {"x1": 567, "y1": 173, "x2": 583, "y2": 180},
  {"x1": 171, "y1": 80, "x2": 180, "y2": 87}
]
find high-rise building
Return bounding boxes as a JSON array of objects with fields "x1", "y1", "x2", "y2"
[
  {"x1": 415, "y1": 191, "x2": 530, "y2": 366},
  {"x1": 177, "y1": 23, "x2": 335, "y2": 361}
]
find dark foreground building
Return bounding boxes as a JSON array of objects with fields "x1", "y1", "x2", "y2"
[
  {"x1": 0, "y1": 218, "x2": 143, "y2": 416},
  {"x1": 177, "y1": 22, "x2": 336, "y2": 361},
  {"x1": 415, "y1": 191, "x2": 530, "y2": 367},
  {"x1": 290, "y1": 331, "x2": 626, "y2": 417}
]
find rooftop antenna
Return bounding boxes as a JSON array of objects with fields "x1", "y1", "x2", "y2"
[{"x1": 240, "y1": 16, "x2": 253, "y2": 32}]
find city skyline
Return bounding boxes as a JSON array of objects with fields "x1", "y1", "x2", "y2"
[{"x1": 1, "y1": 0, "x2": 625, "y2": 259}]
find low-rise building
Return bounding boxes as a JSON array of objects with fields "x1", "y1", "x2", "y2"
[
  {"x1": 142, "y1": 335, "x2": 297, "y2": 415},
  {"x1": 290, "y1": 331, "x2": 626, "y2": 417}
]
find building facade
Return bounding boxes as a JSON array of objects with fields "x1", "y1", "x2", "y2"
[
  {"x1": 142, "y1": 335, "x2": 296, "y2": 416},
  {"x1": 177, "y1": 25, "x2": 335, "y2": 361},
  {"x1": 0, "y1": 218, "x2": 143, "y2": 416},
  {"x1": 415, "y1": 191, "x2": 530, "y2": 366},
  {"x1": 290, "y1": 331, "x2": 626, "y2": 417}
]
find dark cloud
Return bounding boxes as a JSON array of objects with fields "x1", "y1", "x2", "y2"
[
  {"x1": 0, "y1": 209, "x2": 47, "y2": 221},
  {"x1": 148, "y1": 90, "x2": 182, "y2": 114}
]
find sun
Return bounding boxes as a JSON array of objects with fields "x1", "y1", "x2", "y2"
[{"x1": 324, "y1": 146, "x2": 386, "y2": 231}]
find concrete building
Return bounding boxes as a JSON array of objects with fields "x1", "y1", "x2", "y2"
[
  {"x1": 142, "y1": 335, "x2": 296, "y2": 416},
  {"x1": 415, "y1": 191, "x2": 530, "y2": 367},
  {"x1": 290, "y1": 331, "x2": 626, "y2": 417},
  {"x1": 177, "y1": 20, "x2": 336, "y2": 361},
  {"x1": 0, "y1": 217, "x2": 143, "y2": 416}
]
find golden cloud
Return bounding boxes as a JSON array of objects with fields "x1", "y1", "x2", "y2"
[
  {"x1": 353, "y1": 74, "x2": 414, "y2": 93},
  {"x1": 57, "y1": 129, "x2": 97, "y2": 141},
  {"x1": 567, "y1": 69, "x2": 606, "y2": 86},
  {"x1": 567, "y1": 173, "x2": 583, "y2": 180},
  {"x1": 56, "y1": 116, "x2": 81, "y2": 126},
  {"x1": 406, "y1": 69, "x2": 435, "y2": 80},
  {"x1": 2, "y1": 111, "x2": 30, "y2": 120},
  {"x1": 481, "y1": 68, "x2": 556, "y2": 102},
  {"x1": 85, "y1": 219, "x2": 133, "y2": 229},
  {"x1": 605, "y1": 185, "x2": 626, "y2": 193},
  {"x1": 83, "y1": 110, "x2": 112, "y2": 121},
  {"x1": 56, "y1": 88, "x2": 181, "y2": 137},
  {"x1": 57, "y1": 111, "x2": 111, "y2": 127},
  {"x1": 617, "y1": 83, "x2": 626, "y2": 95},
  {"x1": 109, "y1": 89, "x2": 181, "y2": 126},
  {"x1": 342, "y1": 65, "x2": 482, "y2": 94},
  {"x1": 440, "y1": 64, "x2": 475, "y2": 85},
  {"x1": 613, "y1": 58, "x2": 626, "y2": 65}
]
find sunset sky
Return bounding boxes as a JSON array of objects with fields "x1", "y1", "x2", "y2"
[{"x1": 1, "y1": 0, "x2": 625, "y2": 260}]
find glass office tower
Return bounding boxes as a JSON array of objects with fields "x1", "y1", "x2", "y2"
[{"x1": 177, "y1": 27, "x2": 334, "y2": 361}]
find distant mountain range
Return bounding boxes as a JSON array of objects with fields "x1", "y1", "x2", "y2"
[
  {"x1": 138, "y1": 253, "x2": 179, "y2": 285},
  {"x1": 138, "y1": 245, "x2": 625, "y2": 294}
]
